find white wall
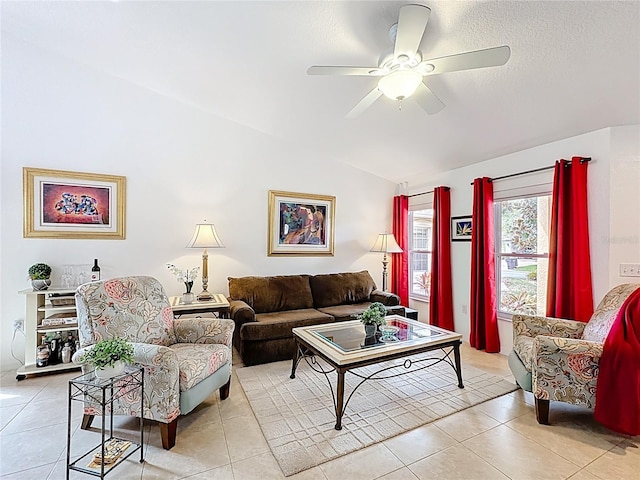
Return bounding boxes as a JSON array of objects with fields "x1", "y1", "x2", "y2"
[
  {"x1": 408, "y1": 125, "x2": 640, "y2": 354},
  {"x1": 0, "y1": 36, "x2": 397, "y2": 369}
]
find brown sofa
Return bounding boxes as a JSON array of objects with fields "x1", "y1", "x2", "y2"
[{"x1": 228, "y1": 270, "x2": 404, "y2": 366}]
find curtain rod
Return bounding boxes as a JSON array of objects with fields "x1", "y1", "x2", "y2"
[
  {"x1": 408, "y1": 190, "x2": 433, "y2": 198},
  {"x1": 469, "y1": 157, "x2": 591, "y2": 185}
]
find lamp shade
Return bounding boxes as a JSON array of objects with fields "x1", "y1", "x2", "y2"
[
  {"x1": 377, "y1": 69, "x2": 422, "y2": 100},
  {"x1": 186, "y1": 223, "x2": 224, "y2": 249},
  {"x1": 370, "y1": 233, "x2": 403, "y2": 253}
]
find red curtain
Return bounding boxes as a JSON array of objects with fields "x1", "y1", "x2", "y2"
[
  {"x1": 546, "y1": 157, "x2": 594, "y2": 322},
  {"x1": 391, "y1": 195, "x2": 409, "y2": 305},
  {"x1": 470, "y1": 178, "x2": 500, "y2": 352},
  {"x1": 429, "y1": 187, "x2": 454, "y2": 330}
]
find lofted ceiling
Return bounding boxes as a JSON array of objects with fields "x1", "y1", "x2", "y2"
[{"x1": 2, "y1": 1, "x2": 639, "y2": 183}]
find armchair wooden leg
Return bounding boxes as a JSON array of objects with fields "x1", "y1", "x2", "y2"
[
  {"x1": 81, "y1": 414, "x2": 94, "y2": 430},
  {"x1": 535, "y1": 397, "x2": 550, "y2": 425},
  {"x1": 160, "y1": 418, "x2": 178, "y2": 450},
  {"x1": 220, "y1": 377, "x2": 231, "y2": 400}
]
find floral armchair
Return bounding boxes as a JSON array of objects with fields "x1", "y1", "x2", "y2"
[
  {"x1": 73, "y1": 276, "x2": 234, "y2": 449},
  {"x1": 509, "y1": 283, "x2": 640, "y2": 424}
]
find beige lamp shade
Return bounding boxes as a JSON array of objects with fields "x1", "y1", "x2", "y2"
[
  {"x1": 370, "y1": 233, "x2": 403, "y2": 253},
  {"x1": 186, "y1": 224, "x2": 224, "y2": 249}
]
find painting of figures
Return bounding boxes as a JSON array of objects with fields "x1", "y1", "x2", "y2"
[
  {"x1": 268, "y1": 191, "x2": 335, "y2": 256},
  {"x1": 23, "y1": 167, "x2": 126, "y2": 239}
]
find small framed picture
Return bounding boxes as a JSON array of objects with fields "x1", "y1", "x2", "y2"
[{"x1": 451, "y1": 216, "x2": 472, "y2": 242}]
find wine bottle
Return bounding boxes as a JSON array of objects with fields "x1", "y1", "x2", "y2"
[{"x1": 91, "y1": 259, "x2": 101, "y2": 281}]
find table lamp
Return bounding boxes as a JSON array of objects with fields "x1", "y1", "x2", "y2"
[
  {"x1": 370, "y1": 233, "x2": 403, "y2": 292},
  {"x1": 187, "y1": 222, "x2": 224, "y2": 301}
]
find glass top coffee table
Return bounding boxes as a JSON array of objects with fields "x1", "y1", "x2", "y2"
[{"x1": 291, "y1": 315, "x2": 463, "y2": 430}]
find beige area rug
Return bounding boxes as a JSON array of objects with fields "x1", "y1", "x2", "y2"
[{"x1": 236, "y1": 355, "x2": 518, "y2": 476}]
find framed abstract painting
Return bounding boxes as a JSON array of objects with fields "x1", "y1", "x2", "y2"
[
  {"x1": 268, "y1": 190, "x2": 335, "y2": 256},
  {"x1": 451, "y1": 215, "x2": 472, "y2": 242},
  {"x1": 23, "y1": 167, "x2": 126, "y2": 239}
]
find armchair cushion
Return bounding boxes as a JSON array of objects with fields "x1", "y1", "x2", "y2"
[{"x1": 171, "y1": 343, "x2": 231, "y2": 391}]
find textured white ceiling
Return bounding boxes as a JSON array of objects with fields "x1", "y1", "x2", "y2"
[{"x1": 3, "y1": 1, "x2": 639, "y2": 183}]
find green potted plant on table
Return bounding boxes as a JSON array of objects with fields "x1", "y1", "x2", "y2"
[
  {"x1": 81, "y1": 338, "x2": 135, "y2": 379},
  {"x1": 358, "y1": 302, "x2": 387, "y2": 337},
  {"x1": 28, "y1": 262, "x2": 52, "y2": 291}
]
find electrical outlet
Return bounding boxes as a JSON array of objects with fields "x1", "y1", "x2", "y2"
[
  {"x1": 13, "y1": 319, "x2": 24, "y2": 332},
  {"x1": 619, "y1": 263, "x2": 640, "y2": 277},
  {"x1": 461, "y1": 304, "x2": 468, "y2": 314}
]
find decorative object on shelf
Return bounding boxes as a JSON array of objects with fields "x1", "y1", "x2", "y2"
[
  {"x1": 77, "y1": 337, "x2": 134, "y2": 379},
  {"x1": 22, "y1": 167, "x2": 126, "y2": 240},
  {"x1": 91, "y1": 258, "x2": 101, "y2": 281},
  {"x1": 451, "y1": 215, "x2": 472, "y2": 242},
  {"x1": 358, "y1": 302, "x2": 387, "y2": 336},
  {"x1": 186, "y1": 222, "x2": 224, "y2": 301},
  {"x1": 369, "y1": 233, "x2": 403, "y2": 291},
  {"x1": 28, "y1": 262, "x2": 52, "y2": 291},
  {"x1": 36, "y1": 340, "x2": 50, "y2": 368},
  {"x1": 268, "y1": 190, "x2": 336, "y2": 256}
]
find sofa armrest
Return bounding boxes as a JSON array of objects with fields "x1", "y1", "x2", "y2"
[
  {"x1": 174, "y1": 318, "x2": 235, "y2": 349},
  {"x1": 370, "y1": 289, "x2": 400, "y2": 306},
  {"x1": 229, "y1": 299, "x2": 256, "y2": 326},
  {"x1": 532, "y1": 335, "x2": 601, "y2": 407},
  {"x1": 512, "y1": 314, "x2": 586, "y2": 340}
]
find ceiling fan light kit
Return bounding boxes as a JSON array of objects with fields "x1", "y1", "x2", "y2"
[
  {"x1": 307, "y1": 4, "x2": 511, "y2": 118},
  {"x1": 378, "y1": 69, "x2": 422, "y2": 100}
]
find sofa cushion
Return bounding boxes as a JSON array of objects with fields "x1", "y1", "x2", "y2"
[
  {"x1": 228, "y1": 275, "x2": 314, "y2": 314},
  {"x1": 582, "y1": 283, "x2": 640, "y2": 342},
  {"x1": 310, "y1": 271, "x2": 376, "y2": 308},
  {"x1": 317, "y1": 303, "x2": 404, "y2": 322},
  {"x1": 240, "y1": 309, "x2": 334, "y2": 341}
]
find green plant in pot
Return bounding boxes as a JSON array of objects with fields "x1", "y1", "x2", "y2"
[
  {"x1": 358, "y1": 302, "x2": 387, "y2": 336},
  {"x1": 28, "y1": 263, "x2": 52, "y2": 291},
  {"x1": 83, "y1": 338, "x2": 135, "y2": 379}
]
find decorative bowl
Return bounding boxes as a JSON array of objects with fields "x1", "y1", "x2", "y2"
[{"x1": 378, "y1": 324, "x2": 400, "y2": 341}]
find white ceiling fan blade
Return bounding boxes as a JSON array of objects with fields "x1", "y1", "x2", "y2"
[
  {"x1": 307, "y1": 66, "x2": 382, "y2": 76},
  {"x1": 393, "y1": 4, "x2": 431, "y2": 59},
  {"x1": 346, "y1": 88, "x2": 383, "y2": 119},
  {"x1": 413, "y1": 82, "x2": 445, "y2": 115},
  {"x1": 422, "y1": 45, "x2": 511, "y2": 75}
]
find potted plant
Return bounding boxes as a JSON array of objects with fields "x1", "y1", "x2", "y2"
[
  {"x1": 82, "y1": 338, "x2": 135, "y2": 379},
  {"x1": 358, "y1": 302, "x2": 387, "y2": 336},
  {"x1": 28, "y1": 263, "x2": 52, "y2": 291}
]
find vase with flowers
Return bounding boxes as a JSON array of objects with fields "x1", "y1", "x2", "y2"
[{"x1": 166, "y1": 263, "x2": 200, "y2": 304}]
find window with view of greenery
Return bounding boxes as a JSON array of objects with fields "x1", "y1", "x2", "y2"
[
  {"x1": 495, "y1": 195, "x2": 551, "y2": 316},
  {"x1": 409, "y1": 209, "x2": 433, "y2": 299}
]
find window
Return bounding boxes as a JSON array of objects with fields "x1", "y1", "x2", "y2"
[
  {"x1": 409, "y1": 209, "x2": 433, "y2": 299},
  {"x1": 495, "y1": 195, "x2": 551, "y2": 317}
]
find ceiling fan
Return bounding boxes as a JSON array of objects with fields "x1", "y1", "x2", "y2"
[{"x1": 307, "y1": 4, "x2": 511, "y2": 118}]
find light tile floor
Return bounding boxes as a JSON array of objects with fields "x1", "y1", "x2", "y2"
[{"x1": 0, "y1": 343, "x2": 637, "y2": 479}]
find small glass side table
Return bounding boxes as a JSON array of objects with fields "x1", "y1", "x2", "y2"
[{"x1": 66, "y1": 366, "x2": 144, "y2": 479}]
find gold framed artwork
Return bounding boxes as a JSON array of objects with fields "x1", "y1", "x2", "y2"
[
  {"x1": 268, "y1": 190, "x2": 335, "y2": 256},
  {"x1": 23, "y1": 167, "x2": 126, "y2": 239}
]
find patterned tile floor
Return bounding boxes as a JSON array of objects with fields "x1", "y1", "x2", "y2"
[{"x1": 0, "y1": 343, "x2": 637, "y2": 479}]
